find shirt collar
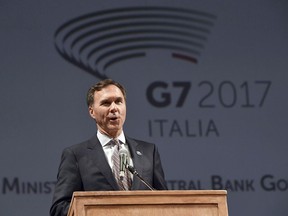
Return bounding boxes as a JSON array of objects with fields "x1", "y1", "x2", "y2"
[{"x1": 97, "y1": 130, "x2": 126, "y2": 147}]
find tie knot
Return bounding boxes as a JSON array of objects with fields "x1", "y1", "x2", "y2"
[{"x1": 112, "y1": 139, "x2": 120, "y2": 149}]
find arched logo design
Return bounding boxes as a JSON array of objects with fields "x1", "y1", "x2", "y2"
[{"x1": 54, "y1": 7, "x2": 217, "y2": 79}]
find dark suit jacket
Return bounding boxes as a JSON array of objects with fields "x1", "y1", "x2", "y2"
[{"x1": 50, "y1": 134, "x2": 167, "y2": 216}]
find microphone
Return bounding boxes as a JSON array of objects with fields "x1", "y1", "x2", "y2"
[
  {"x1": 119, "y1": 148, "x2": 155, "y2": 191},
  {"x1": 119, "y1": 148, "x2": 128, "y2": 180}
]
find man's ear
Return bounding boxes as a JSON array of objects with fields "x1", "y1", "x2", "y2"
[{"x1": 88, "y1": 106, "x2": 96, "y2": 119}]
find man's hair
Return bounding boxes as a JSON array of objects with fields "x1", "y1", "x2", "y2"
[{"x1": 86, "y1": 79, "x2": 127, "y2": 107}]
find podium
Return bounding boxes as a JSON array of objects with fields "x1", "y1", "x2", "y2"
[{"x1": 67, "y1": 190, "x2": 228, "y2": 216}]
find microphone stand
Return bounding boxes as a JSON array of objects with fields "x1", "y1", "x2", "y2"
[{"x1": 127, "y1": 165, "x2": 155, "y2": 191}]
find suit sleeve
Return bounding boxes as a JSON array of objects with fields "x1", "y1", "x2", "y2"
[
  {"x1": 153, "y1": 146, "x2": 168, "y2": 190},
  {"x1": 50, "y1": 148, "x2": 83, "y2": 216}
]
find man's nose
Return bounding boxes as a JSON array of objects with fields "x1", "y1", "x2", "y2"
[{"x1": 110, "y1": 102, "x2": 117, "y2": 111}]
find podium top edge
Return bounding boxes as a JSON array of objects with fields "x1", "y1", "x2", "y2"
[{"x1": 72, "y1": 190, "x2": 227, "y2": 197}]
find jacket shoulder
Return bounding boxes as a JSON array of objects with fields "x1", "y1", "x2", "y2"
[{"x1": 63, "y1": 134, "x2": 98, "y2": 154}]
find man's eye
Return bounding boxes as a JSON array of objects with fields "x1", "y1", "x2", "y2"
[{"x1": 102, "y1": 102, "x2": 110, "y2": 106}]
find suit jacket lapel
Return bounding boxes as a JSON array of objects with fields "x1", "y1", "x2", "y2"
[
  {"x1": 87, "y1": 135, "x2": 120, "y2": 190},
  {"x1": 126, "y1": 137, "x2": 144, "y2": 190}
]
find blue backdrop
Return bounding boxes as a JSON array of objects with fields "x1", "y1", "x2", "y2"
[{"x1": 1, "y1": 1, "x2": 288, "y2": 215}]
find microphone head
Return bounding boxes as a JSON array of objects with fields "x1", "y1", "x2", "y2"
[
  {"x1": 119, "y1": 148, "x2": 129, "y2": 173},
  {"x1": 119, "y1": 148, "x2": 128, "y2": 156}
]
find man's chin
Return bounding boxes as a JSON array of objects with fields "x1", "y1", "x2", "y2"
[{"x1": 107, "y1": 125, "x2": 122, "y2": 133}]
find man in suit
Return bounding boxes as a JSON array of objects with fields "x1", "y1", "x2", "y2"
[{"x1": 50, "y1": 79, "x2": 167, "y2": 216}]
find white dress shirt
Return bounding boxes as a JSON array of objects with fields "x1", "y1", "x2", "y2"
[{"x1": 97, "y1": 130, "x2": 133, "y2": 178}]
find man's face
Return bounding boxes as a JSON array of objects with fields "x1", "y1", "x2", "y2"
[{"x1": 89, "y1": 84, "x2": 126, "y2": 138}]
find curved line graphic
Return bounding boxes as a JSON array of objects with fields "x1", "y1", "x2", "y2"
[
  {"x1": 95, "y1": 44, "x2": 200, "y2": 65},
  {"x1": 55, "y1": 6, "x2": 216, "y2": 36},
  {"x1": 172, "y1": 53, "x2": 198, "y2": 63},
  {"x1": 54, "y1": 6, "x2": 217, "y2": 79},
  {"x1": 77, "y1": 29, "x2": 207, "y2": 53},
  {"x1": 60, "y1": 14, "x2": 214, "y2": 43},
  {"x1": 103, "y1": 52, "x2": 146, "y2": 71},
  {"x1": 86, "y1": 36, "x2": 202, "y2": 60}
]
